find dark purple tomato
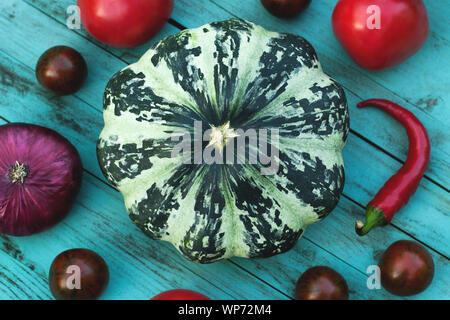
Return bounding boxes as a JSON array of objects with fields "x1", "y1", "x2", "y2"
[
  {"x1": 295, "y1": 266, "x2": 349, "y2": 300},
  {"x1": 261, "y1": 0, "x2": 312, "y2": 18},
  {"x1": 36, "y1": 46, "x2": 87, "y2": 95},
  {"x1": 49, "y1": 248, "x2": 109, "y2": 300},
  {"x1": 379, "y1": 240, "x2": 434, "y2": 296}
]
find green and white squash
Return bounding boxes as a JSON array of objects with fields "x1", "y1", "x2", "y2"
[{"x1": 97, "y1": 18, "x2": 349, "y2": 263}]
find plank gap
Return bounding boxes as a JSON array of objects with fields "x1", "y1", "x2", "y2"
[
  {"x1": 2, "y1": 0, "x2": 447, "y2": 297},
  {"x1": 168, "y1": 18, "x2": 187, "y2": 30},
  {"x1": 227, "y1": 260, "x2": 294, "y2": 300},
  {"x1": 302, "y1": 237, "x2": 369, "y2": 278}
]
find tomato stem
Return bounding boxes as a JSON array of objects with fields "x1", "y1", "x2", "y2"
[{"x1": 355, "y1": 206, "x2": 388, "y2": 236}]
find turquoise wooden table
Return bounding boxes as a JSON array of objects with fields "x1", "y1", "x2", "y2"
[{"x1": 0, "y1": 0, "x2": 449, "y2": 300}]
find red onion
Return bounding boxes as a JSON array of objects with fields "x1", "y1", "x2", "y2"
[{"x1": 0, "y1": 123, "x2": 82, "y2": 236}]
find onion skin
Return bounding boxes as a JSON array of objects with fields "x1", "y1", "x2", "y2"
[{"x1": 0, "y1": 123, "x2": 82, "y2": 236}]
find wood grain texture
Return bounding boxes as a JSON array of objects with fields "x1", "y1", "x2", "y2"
[
  {"x1": 0, "y1": 0, "x2": 448, "y2": 300},
  {"x1": 2, "y1": 0, "x2": 448, "y2": 255},
  {"x1": 1, "y1": 48, "x2": 447, "y2": 299}
]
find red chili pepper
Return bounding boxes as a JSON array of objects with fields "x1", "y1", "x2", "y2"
[{"x1": 355, "y1": 99, "x2": 430, "y2": 236}]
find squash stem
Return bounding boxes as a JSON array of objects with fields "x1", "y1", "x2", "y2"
[{"x1": 207, "y1": 121, "x2": 239, "y2": 152}]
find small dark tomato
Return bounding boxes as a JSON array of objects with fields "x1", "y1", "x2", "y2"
[
  {"x1": 379, "y1": 240, "x2": 434, "y2": 296},
  {"x1": 36, "y1": 46, "x2": 87, "y2": 95},
  {"x1": 261, "y1": 0, "x2": 312, "y2": 19},
  {"x1": 49, "y1": 248, "x2": 109, "y2": 300},
  {"x1": 295, "y1": 266, "x2": 349, "y2": 300}
]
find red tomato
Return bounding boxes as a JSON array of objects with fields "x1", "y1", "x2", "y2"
[
  {"x1": 78, "y1": 0, "x2": 174, "y2": 48},
  {"x1": 150, "y1": 289, "x2": 210, "y2": 300},
  {"x1": 332, "y1": 0, "x2": 429, "y2": 70}
]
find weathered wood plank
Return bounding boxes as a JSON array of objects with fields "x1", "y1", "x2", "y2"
[
  {"x1": 1, "y1": 0, "x2": 448, "y2": 256},
  {"x1": 0, "y1": 251, "x2": 52, "y2": 300},
  {"x1": 0, "y1": 0, "x2": 448, "y2": 300},
  {"x1": 1, "y1": 35, "x2": 448, "y2": 301}
]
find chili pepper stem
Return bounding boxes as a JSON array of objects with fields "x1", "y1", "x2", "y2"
[{"x1": 355, "y1": 206, "x2": 388, "y2": 236}]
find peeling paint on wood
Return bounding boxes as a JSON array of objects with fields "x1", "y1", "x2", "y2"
[{"x1": 0, "y1": 0, "x2": 448, "y2": 300}]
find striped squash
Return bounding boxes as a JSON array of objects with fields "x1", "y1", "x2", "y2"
[{"x1": 97, "y1": 18, "x2": 349, "y2": 263}]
